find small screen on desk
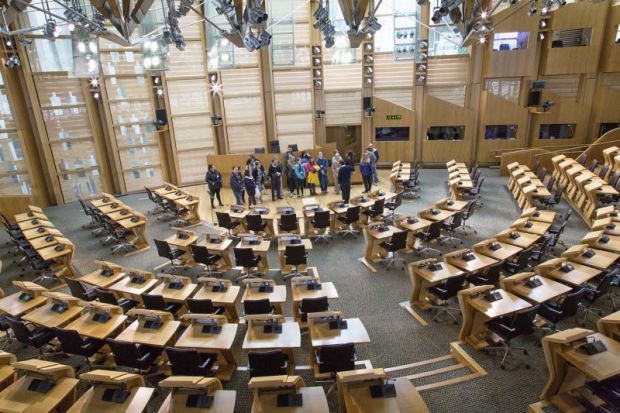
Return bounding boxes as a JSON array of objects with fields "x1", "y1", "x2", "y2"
[
  {"x1": 211, "y1": 284, "x2": 227, "y2": 292},
  {"x1": 510, "y1": 232, "x2": 520, "y2": 239},
  {"x1": 484, "y1": 290, "x2": 502, "y2": 302},
  {"x1": 427, "y1": 263, "x2": 442, "y2": 272},
  {"x1": 526, "y1": 277, "x2": 543, "y2": 289},
  {"x1": 28, "y1": 379, "x2": 55, "y2": 394},
  {"x1": 130, "y1": 275, "x2": 146, "y2": 284},
  {"x1": 18, "y1": 292, "x2": 33, "y2": 302},
  {"x1": 51, "y1": 303, "x2": 68, "y2": 313},
  {"x1": 186, "y1": 394, "x2": 214, "y2": 409},
  {"x1": 407, "y1": 217, "x2": 418, "y2": 224},
  {"x1": 329, "y1": 319, "x2": 348, "y2": 330},
  {"x1": 600, "y1": 235, "x2": 610, "y2": 244},
  {"x1": 208, "y1": 237, "x2": 222, "y2": 244},
  {"x1": 431, "y1": 209, "x2": 441, "y2": 215},
  {"x1": 101, "y1": 268, "x2": 114, "y2": 277},
  {"x1": 202, "y1": 324, "x2": 222, "y2": 334},
  {"x1": 462, "y1": 253, "x2": 476, "y2": 262},
  {"x1": 369, "y1": 383, "x2": 397, "y2": 398},
  {"x1": 92, "y1": 313, "x2": 110, "y2": 323},
  {"x1": 263, "y1": 324, "x2": 282, "y2": 334},
  {"x1": 582, "y1": 249, "x2": 595, "y2": 258},
  {"x1": 258, "y1": 285, "x2": 274, "y2": 293},
  {"x1": 277, "y1": 393, "x2": 303, "y2": 407},
  {"x1": 143, "y1": 320, "x2": 163, "y2": 330},
  {"x1": 168, "y1": 280, "x2": 183, "y2": 290},
  {"x1": 102, "y1": 388, "x2": 130, "y2": 403},
  {"x1": 489, "y1": 242, "x2": 502, "y2": 251},
  {"x1": 306, "y1": 282, "x2": 322, "y2": 290},
  {"x1": 524, "y1": 221, "x2": 533, "y2": 228}
]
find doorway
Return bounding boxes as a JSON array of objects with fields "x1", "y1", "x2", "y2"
[{"x1": 326, "y1": 125, "x2": 361, "y2": 161}]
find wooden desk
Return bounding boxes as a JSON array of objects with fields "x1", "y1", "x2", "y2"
[
  {"x1": 17, "y1": 219, "x2": 53, "y2": 232},
  {"x1": 67, "y1": 370, "x2": 153, "y2": 413},
  {"x1": 277, "y1": 238, "x2": 313, "y2": 274},
  {"x1": 473, "y1": 239, "x2": 522, "y2": 261},
  {"x1": 236, "y1": 236, "x2": 271, "y2": 273},
  {"x1": 115, "y1": 310, "x2": 180, "y2": 347},
  {"x1": 291, "y1": 279, "x2": 338, "y2": 322},
  {"x1": 394, "y1": 216, "x2": 432, "y2": 251},
  {"x1": 584, "y1": 231, "x2": 620, "y2": 254},
  {"x1": 106, "y1": 210, "x2": 134, "y2": 221},
  {"x1": 337, "y1": 369, "x2": 429, "y2": 413},
  {"x1": 78, "y1": 261, "x2": 126, "y2": 288},
  {"x1": 418, "y1": 208, "x2": 455, "y2": 223},
  {"x1": 22, "y1": 294, "x2": 83, "y2": 329},
  {"x1": 561, "y1": 244, "x2": 619, "y2": 269},
  {"x1": 537, "y1": 258, "x2": 601, "y2": 286},
  {"x1": 408, "y1": 259, "x2": 464, "y2": 310},
  {"x1": 495, "y1": 229, "x2": 541, "y2": 249},
  {"x1": 14, "y1": 211, "x2": 46, "y2": 223},
  {"x1": 0, "y1": 360, "x2": 78, "y2": 413},
  {"x1": 175, "y1": 315, "x2": 238, "y2": 381},
  {"x1": 164, "y1": 230, "x2": 198, "y2": 264},
  {"x1": 241, "y1": 280, "x2": 287, "y2": 314},
  {"x1": 521, "y1": 207, "x2": 556, "y2": 224},
  {"x1": 434, "y1": 198, "x2": 468, "y2": 212},
  {"x1": 445, "y1": 250, "x2": 498, "y2": 275},
  {"x1": 147, "y1": 274, "x2": 197, "y2": 303},
  {"x1": 28, "y1": 235, "x2": 58, "y2": 250},
  {"x1": 108, "y1": 273, "x2": 159, "y2": 302},
  {"x1": 193, "y1": 278, "x2": 240, "y2": 322},
  {"x1": 65, "y1": 306, "x2": 128, "y2": 340},
  {"x1": 248, "y1": 207, "x2": 276, "y2": 237},
  {"x1": 253, "y1": 386, "x2": 329, "y2": 413},
  {"x1": 116, "y1": 216, "x2": 149, "y2": 255},
  {"x1": 501, "y1": 272, "x2": 572, "y2": 304},
  {"x1": 458, "y1": 286, "x2": 531, "y2": 350},
  {"x1": 303, "y1": 206, "x2": 335, "y2": 236},
  {"x1": 0, "y1": 282, "x2": 48, "y2": 317},
  {"x1": 597, "y1": 311, "x2": 620, "y2": 340},
  {"x1": 22, "y1": 227, "x2": 61, "y2": 240},
  {"x1": 0, "y1": 352, "x2": 16, "y2": 393},
  {"x1": 360, "y1": 224, "x2": 404, "y2": 272},
  {"x1": 309, "y1": 316, "x2": 370, "y2": 347},
  {"x1": 196, "y1": 236, "x2": 233, "y2": 272},
  {"x1": 158, "y1": 376, "x2": 235, "y2": 413},
  {"x1": 510, "y1": 218, "x2": 552, "y2": 236},
  {"x1": 242, "y1": 316, "x2": 301, "y2": 373}
]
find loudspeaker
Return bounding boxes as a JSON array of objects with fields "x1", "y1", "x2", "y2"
[
  {"x1": 269, "y1": 140, "x2": 280, "y2": 153},
  {"x1": 363, "y1": 97, "x2": 373, "y2": 111},
  {"x1": 527, "y1": 91, "x2": 541, "y2": 107},
  {"x1": 156, "y1": 109, "x2": 167, "y2": 126}
]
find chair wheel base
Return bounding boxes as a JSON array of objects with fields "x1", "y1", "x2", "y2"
[{"x1": 500, "y1": 364, "x2": 505, "y2": 370}]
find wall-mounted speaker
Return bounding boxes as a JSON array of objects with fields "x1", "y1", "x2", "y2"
[
  {"x1": 363, "y1": 97, "x2": 373, "y2": 111},
  {"x1": 156, "y1": 109, "x2": 167, "y2": 126},
  {"x1": 269, "y1": 140, "x2": 280, "y2": 153}
]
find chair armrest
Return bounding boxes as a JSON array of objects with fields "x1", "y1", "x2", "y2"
[
  {"x1": 541, "y1": 304, "x2": 562, "y2": 316},
  {"x1": 137, "y1": 352, "x2": 151, "y2": 362},
  {"x1": 281, "y1": 359, "x2": 288, "y2": 369},
  {"x1": 199, "y1": 357, "x2": 213, "y2": 369},
  {"x1": 314, "y1": 350, "x2": 323, "y2": 365}
]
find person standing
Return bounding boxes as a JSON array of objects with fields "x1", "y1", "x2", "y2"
[
  {"x1": 360, "y1": 153, "x2": 373, "y2": 193},
  {"x1": 316, "y1": 152, "x2": 328, "y2": 194},
  {"x1": 205, "y1": 164, "x2": 223, "y2": 208},
  {"x1": 294, "y1": 158, "x2": 306, "y2": 197},
  {"x1": 345, "y1": 151, "x2": 354, "y2": 165},
  {"x1": 286, "y1": 157, "x2": 296, "y2": 197},
  {"x1": 230, "y1": 166, "x2": 245, "y2": 205},
  {"x1": 244, "y1": 170, "x2": 257, "y2": 206},
  {"x1": 252, "y1": 160, "x2": 265, "y2": 203},
  {"x1": 338, "y1": 160, "x2": 354, "y2": 203},
  {"x1": 331, "y1": 151, "x2": 342, "y2": 194},
  {"x1": 369, "y1": 144, "x2": 380, "y2": 184},
  {"x1": 305, "y1": 157, "x2": 319, "y2": 196},
  {"x1": 268, "y1": 157, "x2": 283, "y2": 200}
]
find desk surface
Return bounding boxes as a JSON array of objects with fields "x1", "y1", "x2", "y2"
[
  {"x1": 277, "y1": 239, "x2": 313, "y2": 252},
  {"x1": 546, "y1": 262, "x2": 601, "y2": 286},
  {"x1": 469, "y1": 289, "x2": 532, "y2": 319},
  {"x1": 197, "y1": 238, "x2": 233, "y2": 252},
  {"x1": 193, "y1": 285, "x2": 241, "y2": 304},
  {"x1": 175, "y1": 323, "x2": 238, "y2": 350},
  {"x1": 416, "y1": 263, "x2": 464, "y2": 283},
  {"x1": 108, "y1": 277, "x2": 158, "y2": 297},
  {"x1": 0, "y1": 375, "x2": 79, "y2": 413},
  {"x1": 567, "y1": 248, "x2": 619, "y2": 269},
  {"x1": 512, "y1": 220, "x2": 551, "y2": 236},
  {"x1": 165, "y1": 233, "x2": 198, "y2": 248},
  {"x1": 65, "y1": 312, "x2": 128, "y2": 340},
  {"x1": 241, "y1": 285, "x2": 287, "y2": 304},
  {"x1": 508, "y1": 277, "x2": 572, "y2": 304},
  {"x1": 343, "y1": 377, "x2": 429, "y2": 413},
  {"x1": 22, "y1": 303, "x2": 83, "y2": 329},
  {"x1": 560, "y1": 333, "x2": 620, "y2": 382},
  {"x1": 67, "y1": 385, "x2": 154, "y2": 413},
  {"x1": 115, "y1": 319, "x2": 181, "y2": 347},
  {"x1": 366, "y1": 225, "x2": 402, "y2": 241},
  {"x1": 148, "y1": 282, "x2": 198, "y2": 303},
  {"x1": 254, "y1": 387, "x2": 329, "y2": 413},
  {"x1": 242, "y1": 322, "x2": 301, "y2": 349},
  {"x1": 448, "y1": 253, "x2": 498, "y2": 274},
  {"x1": 395, "y1": 217, "x2": 432, "y2": 232},
  {"x1": 292, "y1": 282, "x2": 338, "y2": 302},
  {"x1": 310, "y1": 318, "x2": 370, "y2": 347},
  {"x1": 435, "y1": 199, "x2": 469, "y2": 212},
  {"x1": 0, "y1": 292, "x2": 47, "y2": 317},
  {"x1": 475, "y1": 242, "x2": 523, "y2": 261},
  {"x1": 236, "y1": 239, "x2": 271, "y2": 253},
  {"x1": 497, "y1": 231, "x2": 540, "y2": 249},
  {"x1": 38, "y1": 244, "x2": 71, "y2": 261},
  {"x1": 418, "y1": 209, "x2": 455, "y2": 222},
  {"x1": 79, "y1": 270, "x2": 126, "y2": 288},
  {"x1": 158, "y1": 389, "x2": 236, "y2": 413}
]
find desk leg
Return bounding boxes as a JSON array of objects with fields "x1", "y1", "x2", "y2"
[
  {"x1": 215, "y1": 349, "x2": 237, "y2": 381},
  {"x1": 225, "y1": 304, "x2": 240, "y2": 323},
  {"x1": 359, "y1": 228, "x2": 378, "y2": 272},
  {"x1": 273, "y1": 303, "x2": 283, "y2": 314},
  {"x1": 216, "y1": 250, "x2": 233, "y2": 272},
  {"x1": 258, "y1": 252, "x2": 269, "y2": 274},
  {"x1": 283, "y1": 348, "x2": 295, "y2": 374}
]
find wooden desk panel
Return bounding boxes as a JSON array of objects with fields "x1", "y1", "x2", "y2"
[
  {"x1": 22, "y1": 304, "x2": 83, "y2": 329},
  {"x1": 0, "y1": 292, "x2": 47, "y2": 317},
  {"x1": 310, "y1": 318, "x2": 370, "y2": 347},
  {"x1": 65, "y1": 312, "x2": 128, "y2": 340},
  {"x1": 469, "y1": 289, "x2": 532, "y2": 319},
  {"x1": 115, "y1": 319, "x2": 181, "y2": 347},
  {"x1": 255, "y1": 386, "x2": 328, "y2": 413},
  {"x1": 0, "y1": 375, "x2": 78, "y2": 413},
  {"x1": 67, "y1": 386, "x2": 154, "y2": 413},
  {"x1": 242, "y1": 322, "x2": 301, "y2": 350}
]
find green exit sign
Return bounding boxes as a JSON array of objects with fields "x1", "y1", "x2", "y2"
[{"x1": 386, "y1": 115, "x2": 401, "y2": 120}]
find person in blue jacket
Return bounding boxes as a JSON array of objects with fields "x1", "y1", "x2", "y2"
[
  {"x1": 360, "y1": 153, "x2": 373, "y2": 193},
  {"x1": 369, "y1": 144, "x2": 380, "y2": 184},
  {"x1": 293, "y1": 158, "x2": 306, "y2": 197},
  {"x1": 230, "y1": 166, "x2": 245, "y2": 205},
  {"x1": 316, "y1": 151, "x2": 329, "y2": 194},
  {"x1": 338, "y1": 160, "x2": 354, "y2": 203}
]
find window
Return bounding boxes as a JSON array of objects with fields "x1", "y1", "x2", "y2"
[
  {"x1": 270, "y1": 0, "x2": 295, "y2": 66},
  {"x1": 492, "y1": 32, "x2": 529, "y2": 51},
  {"x1": 485, "y1": 125, "x2": 518, "y2": 140},
  {"x1": 599, "y1": 123, "x2": 620, "y2": 137},
  {"x1": 551, "y1": 28, "x2": 593, "y2": 48},
  {"x1": 428, "y1": 26, "x2": 468, "y2": 56},
  {"x1": 375, "y1": 127, "x2": 410, "y2": 141},
  {"x1": 374, "y1": 0, "x2": 418, "y2": 59},
  {"x1": 427, "y1": 126, "x2": 465, "y2": 140},
  {"x1": 484, "y1": 78, "x2": 521, "y2": 103},
  {"x1": 205, "y1": 1, "x2": 236, "y2": 70},
  {"x1": 539, "y1": 124, "x2": 576, "y2": 140}
]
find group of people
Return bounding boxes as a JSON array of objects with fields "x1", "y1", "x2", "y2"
[{"x1": 205, "y1": 144, "x2": 380, "y2": 207}]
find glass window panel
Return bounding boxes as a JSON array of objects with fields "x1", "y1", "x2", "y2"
[
  {"x1": 0, "y1": 175, "x2": 32, "y2": 195},
  {"x1": 539, "y1": 124, "x2": 576, "y2": 139},
  {"x1": 58, "y1": 172, "x2": 102, "y2": 203},
  {"x1": 485, "y1": 124, "x2": 518, "y2": 140},
  {"x1": 375, "y1": 17, "x2": 395, "y2": 53},
  {"x1": 26, "y1": 39, "x2": 73, "y2": 72},
  {"x1": 427, "y1": 126, "x2": 465, "y2": 140},
  {"x1": 428, "y1": 26, "x2": 468, "y2": 56},
  {"x1": 551, "y1": 28, "x2": 593, "y2": 48},
  {"x1": 492, "y1": 32, "x2": 529, "y2": 51},
  {"x1": 123, "y1": 166, "x2": 163, "y2": 192},
  {"x1": 485, "y1": 79, "x2": 521, "y2": 103}
]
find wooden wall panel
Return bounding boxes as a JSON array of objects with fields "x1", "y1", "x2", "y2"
[
  {"x1": 325, "y1": 91, "x2": 362, "y2": 126},
  {"x1": 422, "y1": 95, "x2": 473, "y2": 163},
  {"x1": 600, "y1": 5, "x2": 620, "y2": 72},
  {"x1": 371, "y1": 97, "x2": 415, "y2": 163}
]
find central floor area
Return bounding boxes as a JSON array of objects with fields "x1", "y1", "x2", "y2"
[{"x1": 0, "y1": 168, "x2": 598, "y2": 412}]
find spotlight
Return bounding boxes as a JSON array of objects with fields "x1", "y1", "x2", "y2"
[
  {"x1": 418, "y1": 64, "x2": 427, "y2": 71},
  {"x1": 89, "y1": 77, "x2": 99, "y2": 87},
  {"x1": 479, "y1": 36, "x2": 486, "y2": 44},
  {"x1": 314, "y1": 80, "x2": 322, "y2": 89},
  {"x1": 365, "y1": 55, "x2": 373, "y2": 63},
  {"x1": 4, "y1": 55, "x2": 20, "y2": 68},
  {"x1": 539, "y1": 33, "x2": 545, "y2": 40},
  {"x1": 5, "y1": 40, "x2": 12, "y2": 47},
  {"x1": 246, "y1": 7, "x2": 268, "y2": 25},
  {"x1": 18, "y1": 36, "x2": 32, "y2": 46},
  {"x1": 541, "y1": 6, "x2": 548, "y2": 14},
  {"x1": 156, "y1": 88, "x2": 164, "y2": 96},
  {"x1": 68, "y1": 23, "x2": 75, "y2": 32},
  {"x1": 93, "y1": 92, "x2": 100, "y2": 99},
  {"x1": 315, "y1": 109, "x2": 325, "y2": 118},
  {"x1": 361, "y1": 16, "x2": 382, "y2": 35},
  {"x1": 154, "y1": 76, "x2": 161, "y2": 84},
  {"x1": 365, "y1": 78, "x2": 373, "y2": 85},
  {"x1": 43, "y1": 20, "x2": 57, "y2": 40},
  {"x1": 312, "y1": 46, "x2": 320, "y2": 54},
  {"x1": 324, "y1": 36, "x2": 334, "y2": 48},
  {"x1": 417, "y1": 75, "x2": 426, "y2": 82},
  {"x1": 542, "y1": 100, "x2": 554, "y2": 112},
  {"x1": 480, "y1": 11, "x2": 488, "y2": 19},
  {"x1": 528, "y1": 6, "x2": 537, "y2": 15},
  {"x1": 214, "y1": 0, "x2": 236, "y2": 19},
  {"x1": 314, "y1": 69, "x2": 322, "y2": 76},
  {"x1": 210, "y1": 115, "x2": 222, "y2": 124},
  {"x1": 257, "y1": 29, "x2": 271, "y2": 48},
  {"x1": 177, "y1": 0, "x2": 194, "y2": 16},
  {"x1": 365, "y1": 67, "x2": 373, "y2": 74},
  {"x1": 313, "y1": 6, "x2": 328, "y2": 21}
]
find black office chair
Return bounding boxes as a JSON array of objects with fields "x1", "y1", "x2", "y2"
[
  {"x1": 530, "y1": 237, "x2": 551, "y2": 263},
  {"x1": 246, "y1": 214, "x2": 269, "y2": 237},
  {"x1": 186, "y1": 298, "x2": 224, "y2": 315},
  {"x1": 53, "y1": 328, "x2": 105, "y2": 371},
  {"x1": 65, "y1": 278, "x2": 97, "y2": 301},
  {"x1": 379, "y1": 230, "x2": 408, "y2": 270},
  {"x1": 154, "y1": 239, "x2": 185, "y2": 273},
  {"x1": 439, "y1": 212, "x2": 464, "y2": 247},
  {"x1": 384, "y1": 192, "x2": 403, "y2": 224},
  {"x1": 234, "y1": 247, "x2": 262, "y2": 282},
  {"x1": 284, "y1": 244, "x2": 308, "y2": 280},
  {"x1": 78, "y1": 198, "x2": 98, "y2": 229},
  {"x1": 5, "y1": 316, "x2": 56, "y2": 357},
  {"x1": 190, "y1": 244, "x2": 222, "y2": 277},
  {"x1": 532, "y1": 159, "x2": 541, "y2": 175},
  {"x1": 165, "y1": 347, "x2": 217, "y2": 376},
  {"x1": 248, "y1": 350, "x2": 288, "y2": 377},
  {"x1": 426, "y1": 274, "x2": 466, "y2": 324},
  {"x1": 484, "y1": 305, "x2": 540, "y2": 370},
  {"x1": 503, "y1": 247, "x2": 534, "y2": 275},
  {"x1": 362, "y1": 199, "x2": 385, "y2": 222},
  {"x1": 243, "y1": 298, "x2": 275, "y2": 316},
  {"x1": 538, "y1": 288, "x2": 586, "y2": 331},
  {"x1": 598, "y1": 165, "x2": 609, "y2": 180},
  {"x1": 337, "y1": 206, "x2": 360, "y2": 239},
  {"x1": 469, "y1": 261, "x2": 503, "y2": 286},
  {"x1": 216, "y1": 212, "x2": 241, "y2": 238},
  {"x1": 298, "y1": 296, "x2": 329, "y2": 322},
  {"x1": 144, "y1": 187, "x2": 164, "y2": 215},
  {"x1": 546, "y1": 209, "x2": 571, "y2": 250},
  {"x1": 464, "y1": 176, "x2": 485, "y2": 201},
  {"x1": 608, "y1": 171, "x2": 620, "y2": 188},
  {"x1": 315, "y1": 343, "x2": 356, "y2": 393},
  {"x1": 415, "y1": 221, "x2": 443, "y2": 257},
  {"x1": 94, "y1": 288, "x2": 137, "y2": 313},
  {"x1": 278, "y1": 213, "x2": 298, "y2": 234},
  {"x1": 106, "y1": 338, "x2": 163, "y2": 380},
  {"x1": 579, "y1": 271, "x2": 615, "y2": 326},
  {"x1": 310, "y1": 210, "x2": 332, "y2": 244},
  {"x1": 141, "y1": 293, "x2": 182, "y2": 316},
  {"x1": 538, "y1": 184, "x2": 565, "y2": 208},
  {"x1": 545, "y1": 175, "x2": 556, "y2": 192},
  {"x1": 460, "y1": 200, "x2": 478, "y2": 234}
]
